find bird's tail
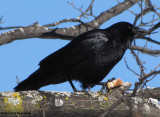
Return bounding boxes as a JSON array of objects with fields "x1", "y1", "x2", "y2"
[{"x1": 14, "y1": 69, "x2": 67, "y2": 91}]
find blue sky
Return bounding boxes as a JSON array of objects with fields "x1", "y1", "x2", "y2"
[{"x1": 0, "y1": 0, "x2": 160, "y2": 92}]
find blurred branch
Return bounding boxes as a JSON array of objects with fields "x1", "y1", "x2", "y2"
[
  {"x1": 133, "y1": 7, "x2": 154, "y2": 26},
  {"x1": 131, "y1": 67, "x2": 160, "y2": 97},
  {"x1": 124, "y1": 57, "x2": 140, "y2": 76},
  {"x1": 136, "y1": 22, "x2": 160, "y2": 45},
  {"x1": 136, "y1": 87, "x2": 160, "y2": 100},
  {"x1": 130, "y1": 48, "x2": 146, "y2": 77},
  {"x1": 148, "y1": 21, "x2": 160, "y2": 33},
  {"x1": 139, "y1": 36, "x2": 160, "y2": 45},
  {"x1": 130, "y1": 45, "x2": 160, "y2": 56},
  {"x1": 0, "y1": 26, "x2": 24, "y2": 30}
]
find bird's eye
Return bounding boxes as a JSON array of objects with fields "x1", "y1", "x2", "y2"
[{"x1": 128, "y1": 26, "x2": 132, "y2": 30}]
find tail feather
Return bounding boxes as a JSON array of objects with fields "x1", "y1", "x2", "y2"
[{"x1": 14, "y1": 69, "x2": 67, "y2": 91}]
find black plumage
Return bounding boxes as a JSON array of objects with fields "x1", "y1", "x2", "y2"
[{"x1": 14, "y1": 22, "x2": 147, "y2": 92}]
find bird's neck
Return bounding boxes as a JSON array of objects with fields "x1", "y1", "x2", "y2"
[{"x1": 105, "y1": 28, "x2": 133, "y2": 49}]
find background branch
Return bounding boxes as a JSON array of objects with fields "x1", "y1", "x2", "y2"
[
  {"x1": 0, "y1": 0, "x2": 140, "y2": 45},
  {"x1": 131, "y1": 45, "x2": 160, "y2": 56}
]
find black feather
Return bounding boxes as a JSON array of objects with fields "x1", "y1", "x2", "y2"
[{"x1": 14, "y1": 22, "x2": 147, "y2": 91}]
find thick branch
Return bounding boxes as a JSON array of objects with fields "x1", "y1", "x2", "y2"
[
  {"x1": 0, "y1": 87, "x2": 160, "y2": 117},
  {"x1": 0, "y1": 0, "x2": 140, "y2": 45},
  {"x1": 136, "y1": 87, "x2": 160, "y2": 101},
  {"x1": 90, "y1": 0, "x2": 140, "y2": 26},
  {"x1": 0, "y1": 22, "x2": 52, "y2": 45}
]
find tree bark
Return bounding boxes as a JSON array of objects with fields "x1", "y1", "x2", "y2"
[{"x1": 0, "y1": 87, "x2": 160, "y2": 117}]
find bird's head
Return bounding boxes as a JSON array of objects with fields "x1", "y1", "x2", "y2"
[{"x1": 106, "y1": 22, "x2": 147, "y2": 47}]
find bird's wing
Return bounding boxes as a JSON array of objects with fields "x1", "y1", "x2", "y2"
[{"x1": 39, "y1": 29, "x2": 110, "y2": 72}]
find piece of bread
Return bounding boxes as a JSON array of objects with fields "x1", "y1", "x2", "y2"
[{"x1": 107, "y1": 78, "x2": 123, "y2": 89}]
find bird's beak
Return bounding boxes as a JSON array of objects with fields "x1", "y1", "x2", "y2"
[{"x1": 132, "y1": 27, "x2": 148, "y2": 38}]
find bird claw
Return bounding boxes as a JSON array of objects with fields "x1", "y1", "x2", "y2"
[
  {"x1": 91, "y1": 77, "x2": 117, "y2": 92},
  {"x1": 73, "y1": 88, "x2": 79, "y2": 92},
  {"x1": 82, "y1": 89, "x2": 90, "y2": 94},
  {"x1": 73, "y1": 89, "x2": 90, "y2": 95},
  {"x1": 107, "y1": 77, "x2": 116, "y2": 82}
]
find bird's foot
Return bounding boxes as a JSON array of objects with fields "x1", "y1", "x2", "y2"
[
  {"x1": 82, "y1": 89, "x2": 90, "y2": 94},
  {"x1": 94, "y1": 77, "x2": 117, "y2": 92},
  {"x1": 73, "y1": 88, "x2": 79, "y2": 92},
  {"x1": 73, "y1": 89, "x2": 89, "y2": 95},
  {"x1": 107, "y1": 77, "x2": 116, "y2": 83}
]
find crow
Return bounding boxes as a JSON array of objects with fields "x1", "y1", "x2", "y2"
[{"x1": 14, "y1": 22, "x2": 147, "y2": 92}]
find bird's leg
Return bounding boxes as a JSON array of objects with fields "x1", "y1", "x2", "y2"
[
  {"x1": 88, "y1": 82, "x2": 107, "y2": 92},
  {"x1": 100, "y1": 77, "x2": 116, "y2": 91},
  {"x1": 82, "y1": 89, "x2": 90, "y2": 94},
  {"x1": 90, "y1": 79, "x2": 117, "y2": 92},
  {"x1": 100, "y1": 82, "x2": 107, "y2": 92},
  {"x1": 68, "y1": 79, "x2": 89, "y2": 94},
  {"x1": 66, "y1": 72, "x2": 79, "y2": 92},
  {"x1": 88, "y1": 86, "x2": 91, "y2": 93},
  {"x1": 66, "y1": 73, "x2": 89, "y2": 94},
  {"x1": 68, "y1": 78, "x2": 78, "y2": 92}
]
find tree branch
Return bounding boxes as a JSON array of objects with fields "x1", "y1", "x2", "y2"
[
  {"x1": 130, "y1": 45, "x2": 160, "y2": 56},
  {"x1": 0, "y1": 0, "x2": 140, "y2": 46},
  {"x1": 0, "y1": 85, "x2": 160, "y2": 117},
  {"x1": 0, "y1": 22, "x2": 52, "y2": 45},
  {"x1": 131, "y1": 69, "x2": 160, "y2": 97}
]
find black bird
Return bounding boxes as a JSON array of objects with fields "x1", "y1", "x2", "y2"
[{"x1": 14, "y1": 22, "x2": 147, "y2": 92}]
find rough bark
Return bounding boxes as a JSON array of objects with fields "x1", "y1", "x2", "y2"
[{"x1": 0, "y1": 87, "x2": 160, "y2": 117}]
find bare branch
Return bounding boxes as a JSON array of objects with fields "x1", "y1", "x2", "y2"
[
  {"x1": 148, "y1": 21, "x2": 160, "y2": 33},
  {"x1": 138, "y1": 36, "x2": 160, "y2": 45},
  {"x1": 0, "y1": 22, "x2": 52, "y2": 45},
  {"x1": 130, "y1": 45, "x2": 160, "y2": 56},
  {"x1": 141, "y1": 74, "x2": 157, "y2": 88},
  {"x1": 131, "y1": 68, "x2": 160, "y2": 97},
  {"x1": 0, "y1": 0, "x2": 141, "y2": 45},
  {"x1": 68, "y1": 0, "x2": 95, "y2": 19},
  {"x1": 124, "y1": 57, "x2": 140, "y2": 76},
  {"x1": 135, "y1": 22, "x2": 160, "y2": 45},
  {"x1": 133, "y1": 8, "x2": 154, "y2": 26},
  {"x1": 43, "y1": 18, "x2": 86, "y2": 27},
  {"x1": 78, "y1": 0, "x2": 95, "y2": 19},
  {"x1": 0, "y1": 16, "x2": 6, "y2": 25},
  {"x1": 0, "y1": 26, "x2": 24, "y2": 30},
  {"x1": 94, "y1": 0, "x2": 140, "y2": 26},
  {"x1": 130, "y1": 48, "x2": 146, "y2": 77}
]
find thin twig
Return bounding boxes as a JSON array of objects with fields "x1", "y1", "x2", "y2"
[
  {"x1": 130, "y1": 48, "x2": 146, "y2": 77},
  {"x1": 124, "y1": 57, "x2": 140, "y2": 76},
  {"x1": 78, "y1": 0, "x2": 95, "y2": 19},
  {"x1": 43, "y1": 18, "x2": 86, "y2": 27},
  {"x1": 68, "y1": 0, "x2": 95, "y2": 19},
  {"x1": 141, "y1": 74, "x2": 157, "y2": 88},
  {"x1": 131, "y1": 69, "x2": 160, "y2": 97}
]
